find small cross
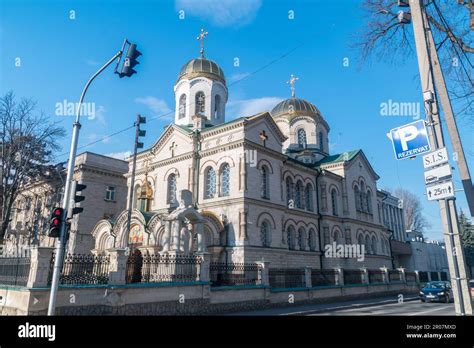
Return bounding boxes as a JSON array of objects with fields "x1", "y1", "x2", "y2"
[
  {"x1": 259, "y1": 130, "x2": 268, "y2": 147},
  {"x1": 286, "y1": 74, "x2": 299, "y2": 98},
  {"x1": 169, "y1": 142, "x2": 177, "y2": 157},
  {"x1": 196, "y1": 28, "x2": 209, "y2": 58}
]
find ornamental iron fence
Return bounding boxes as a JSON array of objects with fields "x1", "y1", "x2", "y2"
[
  {"x1": 418, "y1": 271, "x2": 429, "y2": 283},
  {"x1": 311, "y1": 269, "x2": 337, "y2": 287},
  {"x1": 430, "y1": 271, "x2": 440, "y2": 281},
  {"x1": 343, "y1": 269, "x2": 364, "y2": 285},
  {"x1": 405, "y1": 271, "x2": 417, "y2": 283},
  {"x1": 368, "y1": 269, "x2": 384, "y2": 284},
  {"x1": 48, "y1": 253, "x2": 110, "y2": 285},
  {"x1": 0, "y1": 257, "x2": 31, "y2": 286},
  {"x1": 269, "y1": 268, "x2": 305, "y2": 289},
  {"x1": 210, "y1": 262, "x2": 260, "y2": 287},
  {"x1": 388, "y1": 270, "x2": 402, "y2": 283}
]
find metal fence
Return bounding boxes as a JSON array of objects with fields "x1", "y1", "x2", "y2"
[
  {"x1": 0, "y1": 257, "x2": 31, "y2": 286},
  {"x1": 48, "y1": 254, "x2": 110, "y2": 285},
  {"x1": 368, "y1": 269, "x2": 384, "y2": 284},
  {"x1": 311, "y1": 269, "x2": 337, "y2": 287},
  {"x1": 210, "y1": 262, "x2": 260, "y2": 287},
  {"x1": 405, "y1": 271, "x2": 417, "y2": 283},
  {"x1": 418, "y1": 271, "x2": 429, "y2": 282},
  {"x1": 127, "y1": 253, "x2": 202, "y2": 284},
  {"x1": 343, "y1": 269, "x2": 363, "y2": 285},
  {"x1": 440, "y1": 271, "x2": 448, "y2": 281},
  {"x1": 388, "y1": 270, "x2": 402, "y2": 283},
  {"x1": 269, "y1": 268, "x2": 306, "y2": 288}
]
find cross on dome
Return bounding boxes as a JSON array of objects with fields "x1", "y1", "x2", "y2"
[
  {"x1": 196, "y1": 28, "x2": 209, "y2": 58},
  {"x1": 286, "y1": 74, "x2": 299, "y2": 98}
]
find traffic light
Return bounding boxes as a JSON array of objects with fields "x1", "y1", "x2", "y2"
[
  {"x1": 136, "y1": 115, "x2": 146, "y2": 149},
  {"x1": 48, "y1": 207, "x2": 63, "y2": 238},
  {"x1": 117, "y1": 43, "x2": 142, "y2": 78},
  {"x1": 68, "y1": 180, "x2": 87, "y2": 217}
]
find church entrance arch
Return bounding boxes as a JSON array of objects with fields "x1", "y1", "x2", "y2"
[{"x1": 126, "y1": 249, "x2": 143, "y2": 284}]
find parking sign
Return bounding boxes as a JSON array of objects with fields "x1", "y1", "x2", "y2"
[{"x1": 389, "y1": 120, "x2": 431, "y2": 160}]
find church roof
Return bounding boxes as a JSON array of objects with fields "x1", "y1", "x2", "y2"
[
  {"x1": 271, "y1": 97, "x2": 321, "y2": 118},
  {"x1": 315, "y1": 150, "x2": 361, "y2": 165},
  {"x1": 177, "y1": 57, "x2": 225, "y2": 84}
]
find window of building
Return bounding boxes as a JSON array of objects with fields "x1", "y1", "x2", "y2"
[
  {"x1": 331, "y1": 189, "x2": 338, "y2": 216},
  {"x1": 167, "y1": 174, "x2": 177, "y2": 203},
  {"x1": 323, "y1": 227, "x2": 330, "y2": 247},
  {"x1": 286, "y1": 177, "x2": 294, "y2": 207},
  {"x1": 214, "y1": 95, "x2": 220, "y2": 119},
  {"x1": 179, "y1": 94, "x2": 186, "y2": 119},
  {"x1": 260, "y1": 221, "x2": 270, "y2": 247},
  {"x1": 204, "y1": 167, "x2": 216, "y2": 199},
  {"x1": 366, "y1": 190, "x2": 372, "y2": 214},
  {"x1": 305, "y1": 184, "x2": 313, "y2": 211},
  {"x1": 195, "y1": 91, "x2": 205, "y2": 115},
  {"x1": 354, "y1": 186, "x2": 361, "y2": 211},
  {"x1": 298, "y1": 227, "x2": 306, "y2": 250},
  {"x1": 287, "y1": 226, "x2": 296, "y2": 250},
  {"x1": 105, "y1": 186, "x2": 116, "y2": 201},
  {"x1": 261, "y1": 166, "x2": 269, "y2": 199},
  {"x1": 220, "y1": 163, "x2": 230, "y2": 197},
  {"x1": 371, "y1": 236, "x2": 377, "y2": 254},
  {"x1": 308, "y1": 228, "x2": 316, "y2": 251},
  {"x1": 297, "y1": 128, "x2": 307, "y2": 148},
  {"x1": 295, "y1": 181, "x2": 303, "y2": 208},
  {"x1": 344, "y1": 229, "x2": 351, "y2": 244},
  {"x1": 319, "y1": 131, "x2": 324, "y2": 151},
  {"x1": 365, "y1": 235, "x2": 372, "y2": 254}
]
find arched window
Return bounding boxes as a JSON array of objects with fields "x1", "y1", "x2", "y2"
[
  {"x1": 179, "y1": 94, "x2": 186, "y2": 119},
  {"x1": 357, "y1": 234, "x2": 364, "y2": 247},
  {"x1": 220, "y1": 163, "x2": 230, "y2": 197},
  {"x1": 381, "y1": 238, "x2": 386, "y2": 254},
  {"x1": 365, "y1": 235, "x2": 371, "y2": 254},
  {"x1": 195, "y1": 91, "x2": 205, "y2": 115},
  {"x1": 298, "y1": 227, "x2": 306, "y2": 250},
  {"x1": 360, "y1": 182, "x2": 366, "y2": 212},
  {"x1": 308, "y1": 228, "x2": 316, "y2": 251},
  {"x1": 286, "y1": 177, "x2": 294, "y2": 207},
  {"x1": 333, "y1": 230, "x2": 343, "y2": 245},
  {"x1": 295, "y1": 181, "x2": 303, "y2": 208},
  {"x1": 354, "y1": 185, "x2": 361, "y2": 211},
  {"x1": 371, "y1": 236, "x2": 377, "y2": 254},
  {"x1": 167, "y1": 174, "x2": 177, "y2": 204},
  {"x1": 305, "y1": 184, "x2": 313, "y2": 211},
  {"x1": 204, "y1": 167, "x2": 216, "y2": 199},
  {"x1": 331, "y1": 189, "x2": 338, "y2": 216},
  {"x1": 366, "y1": 190, "x2": 373, "y2": 214},
  {"x1": 261, "y1": 166, "x2": 269, "y2": 199},
  {"x1": 318, "y1": 131, "x2": 324, "y2": 151},
  {"x1": 214, "y1": 95, "x2": 221, "y2": 119},
  {"x1": 260, "y1": 221, "x2": 270, "y2": 247},
  {"x1": 287, "y1": 226, "x2": 296, "y2": 250},
  {"x1": 297, "y1": 128, "x2": 307, "y2": 148}
]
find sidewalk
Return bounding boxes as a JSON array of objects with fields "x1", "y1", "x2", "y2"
[{"x1": 229, "y1": 294, "x2": 419, "y2": 316}]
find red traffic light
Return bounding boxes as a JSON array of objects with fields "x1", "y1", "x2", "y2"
[
  {"x1": 52, "y1": 218, "x2": 60, "y2": 226},
  {"x1": 53, "y1": 208, "x2": 62, "y2": 217}
]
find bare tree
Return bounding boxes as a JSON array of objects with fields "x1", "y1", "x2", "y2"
[
  {"x1": 356, "y1": 0, "x2": 474, "y2": 119},
  {"x1": 0, "y1": 91, "x2": 65, "y2": 240},
  {"x1": 394, "y1": 188, "x2": 430, "y2": 233}
]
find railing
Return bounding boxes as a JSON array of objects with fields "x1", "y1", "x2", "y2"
[
  {"x1": 0, "y1": 257, "x2": 31, "y2": 286},
  {"x1": 343, "y1": 269, "x2": 363, "y2": 285},
  {"x1": 440, "y1": 271, "x2": 448, "y2": 281},
  {"x1": 210, "y1": 262, "x2": 260, "y2": 287},
  {"x1": 269, "y1": 268, "x2": 305, "y2": 289},
  {"x1": 405, "y1": 271, "x2": 417, "y2": 283},
  {"x1": 418, "y1": 271, "x2": 429, "y2": 283},
  {"x1": 388, "y1": 270, "x2": 402, "y2": 283},
  {"x1": 127, "y1": 253, "x2": 202, "y2": 284},
  {"x1": 48, "y1": 254, "x2": 110, "y2": 285},
  {"x1": 368, "y1": 269, "x2": 384, "y2": 284},
  {"x1": 311, "y1": 269, "x2": 337, "y2": 287},
  {"x1": 430, "y1": 271, "x2": 439, "y2": 281}
]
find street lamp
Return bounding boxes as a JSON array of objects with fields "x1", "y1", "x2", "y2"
[{"x1": 47, "y1": 39, "x2": 142, "y2": 316}]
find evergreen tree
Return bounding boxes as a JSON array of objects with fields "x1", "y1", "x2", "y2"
[{"x1": 459, "y1": 210, "x2": 474, "y2": 277}]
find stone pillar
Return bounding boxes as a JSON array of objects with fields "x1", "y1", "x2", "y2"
[
  {"x1": 171, "y1": 220, "x2": 181, "y2": 251},
  {"x1": 304, "y1": 266, "x2": 312, "y2": 288},
  {"x1": 427, "y1": 271, "x2": 432, "y2": 282},
  {"x1": 196, "y1": 252, "x2": 211, "y2": 282},
  {"x1": 255, "y1": 261, "x2": 270, "y2": 286},
  {"x1": 414, "y1": 270, "x2": 420, "y2": 284},
  {"x1": 107, "y1": 248, "x2": 128, "y2": 285},
  {"x1": 360, "y1": 267, "x2": 369, "y2": 284},
  {"x1": 194, "y1": 222, "x2": 205, "y2": 252},
  {"x1": 438, "y1": 271, "x2": 442, "y2": 281},
  {"x1": 380, "y1": 266, "x2": 389, "y2": 284},
  {"x1": 398, "y1": 267, "x2": 406, "y2": 283},
  {"x1": 335, "y1": 267, "x2": 344, "y2": 286},
  {"x1": 163, "y1": 220, "x2": 171, "y2": 251},
  {"x1": 27, "y1": 246, "x2": 55, "y2": 288}
]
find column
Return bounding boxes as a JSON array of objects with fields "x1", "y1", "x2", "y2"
[
  {"x1": 162, "y1": 220, "x2": 171, "y2": 251},
  {"x1": 196, "y1": 252, "x2": 211, "y2": 282},
  {"x1": 27, "y1": 246, "x2": 55, "y2": 288},
  {"x1": 107, "y1": 248, "x2": 128, "y2": 285},
  {"x1": 360, "y1": 267, "x2": 369, "y2": 285},
  {"x1": 194, "y1": 222, "x2": 206, "y2": 252},
  {"x1": 171, "y1": 220, "x2": 181, "y2": 252},
  {"x1": 256, "y1": 260, "x2": 270, "y2": 286},
  {"x1": 335, "y1": 267, "x2": 344, "y2": 286},
  {"x1": 304, "y1": 266, "x2": 312, "y2": 288},
  {"x1": 380, "y1": 266, "x2": 389, "y2": 284}
]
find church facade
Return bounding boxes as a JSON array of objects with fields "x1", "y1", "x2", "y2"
[{"x1": 91, "y1": 38, "x2": 396, "y2": 270}]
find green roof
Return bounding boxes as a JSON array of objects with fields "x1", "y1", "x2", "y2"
[{"x1": 315, "y1": 150, "x2": 361, "y2": 166}]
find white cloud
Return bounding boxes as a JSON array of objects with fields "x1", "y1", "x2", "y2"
[
  {"x1": 135, "y1": 96, "x2": 173, "y2": 120},
  {"x1": 94, "y1": 105, "x2": 106, "y2": 125},
  {"x1": 105, "y1": 151, "x2": 132, "y2": 160},
  {"x1": 227, "y1": 96, "x2": 283, "y2": 119},
  {"x1": 228, "y1": 72, "x2": 251, "y2": 84},
  {"x1": 86, "y1": 59, "x2": 100, "y2": 66},
  {"x1": 175, "y1": 0, "x2": 262, "y2": 27}
]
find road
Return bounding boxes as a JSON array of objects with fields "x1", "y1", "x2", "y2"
[{"x1": 231, "y1": 295, "x2": 456, "y2": 316}]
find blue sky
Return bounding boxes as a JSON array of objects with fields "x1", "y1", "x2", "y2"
[{"x1": 1, "y1": 0, "x2": 473, "y2": 240}]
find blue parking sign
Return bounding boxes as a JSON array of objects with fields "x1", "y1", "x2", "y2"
[{"x1": 389, "y1": 120, "x2": 431, "y2": 160}]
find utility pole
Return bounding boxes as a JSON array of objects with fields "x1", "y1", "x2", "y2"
[
  {"x1": 408, "y1": 0, "x2": 472, "y2": 315},
  {"x1": 126, "y1": 115, "x2": 146, "y2": 238}
]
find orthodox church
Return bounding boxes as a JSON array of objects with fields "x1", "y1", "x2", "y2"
[{"x1": 91, "y1": 31, "x2": 395, "y2": 270}]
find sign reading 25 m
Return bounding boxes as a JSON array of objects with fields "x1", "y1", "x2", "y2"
[{"x1": 389, "y1": 120, "x2": 431, "y2": 160}]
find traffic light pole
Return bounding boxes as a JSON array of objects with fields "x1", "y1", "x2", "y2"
[
  {"x1": 47, "y1": 50, "x2": 123, "y2": 316},
  {"x1": 409, "y1": 0, "x2": 472, "y2": 315}
]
